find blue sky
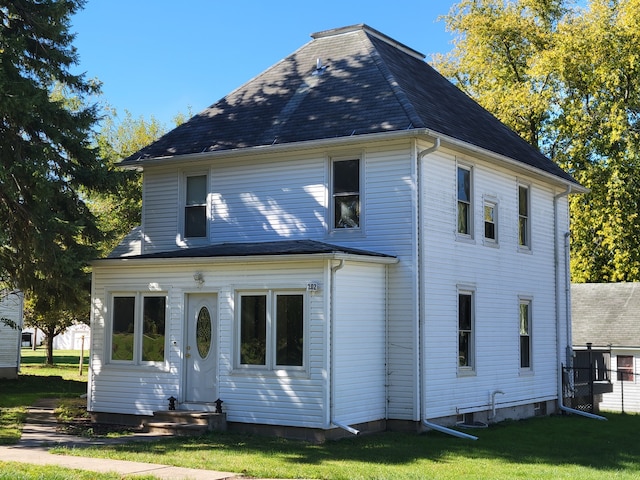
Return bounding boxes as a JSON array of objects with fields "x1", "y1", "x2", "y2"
[{"x1": 71, "y1": 1, "x2": 458, "y2": 127}]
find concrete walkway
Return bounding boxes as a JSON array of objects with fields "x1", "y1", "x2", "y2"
[{"x1": 0, "y1": 398, "x2": 241, "y2": 479}]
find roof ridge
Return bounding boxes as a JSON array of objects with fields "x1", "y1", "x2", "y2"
[{"x1": 359, "y1": 30, "x2": 426, "y2": 130}]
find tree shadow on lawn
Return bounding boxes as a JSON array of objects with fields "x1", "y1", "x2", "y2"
[
  {"x1": 92, "y1": 413, "x2": 640, "y2": 474},
  {"x1": 0, "y1": 375, "x2": 86, "y2": 406}
]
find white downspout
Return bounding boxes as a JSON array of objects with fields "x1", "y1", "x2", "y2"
[
  {"x1": 553, "y1": 186, "x2": 607, "y2": 421},
  {"x1": 417, "y1": 138, "x2": 476, "y2": 439},
  {"x1": 329, "y1": 259, "x2": 360, "y2": 435}
]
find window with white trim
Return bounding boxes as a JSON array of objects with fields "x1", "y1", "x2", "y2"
[
  {"x1": 484, "y1": 199, "x2": 498, "y2": 244},
  {"x1": 238, "y1": 291, "x2": 305, "y2": 369},
  {"x1": 519, "y1": 299, "x2": 532, "y2": 369},
  {"x1": 184, "y1": 174, "x2": 208, "y2": 239},
  {"x1": 617, "y1": 355, "x2": 634, "y2": 382},
  {"x1": 332, "y1": 158, "x2": 360, "y2": 230},
  {"x1": 518, "y1": 184, "x2": 530, "y2": 249},
  {"x1": 109, "y1": 293, "x2": 167, "y2": 365},
  {"x1": 458, "y1": 290, "x2": 475, "y2": 371},
  {"x1": 457, "y1": 165, "x2": 472, "y2": 237}
]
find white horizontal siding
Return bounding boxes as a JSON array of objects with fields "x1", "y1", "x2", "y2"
[
  {"x1": 90, "y1": 260, "x2": 329, "y2": 427},
  {"x1": 141, "y1": 169, "x2": 179, "y2": 253},
  {"x1": 0, "y1": 293, "x2": 22, "y2": 370},
  {"x1": 600, "y1": 351, "x2": 640, "y2": 413},
  {"x1": 332, "y1": 262, "x2": 387, "y2": 425},
  {"x1": 421, "y1": 148, "x2": 565, "y2": 420}
]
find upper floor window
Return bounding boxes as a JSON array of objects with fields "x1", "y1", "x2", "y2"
[
  {"x1": 458, "y1": 290, "x2": 475, "y2": 372},
  {"x1": 457, "y1": 165, "x2": 472, "y2": 237},
  {"x1": 484, "y1": 199, "x2": 497, "y2": 244},
  {"x1": 110, "y1": 292, "x2": 167, "y2": 365},
  {"x1": 185, "y1": 174, "x2": 207, "y2": 238},
  {"x1": 519, "y1": 299, "x2": 532, "y2": 369},
  {"x1": 518, "y1": 184, "x2": 530, "y2": 248},
  {"x1": 238, "y1": 291, "x2": 305, "y2": 370},
  {"x1": 332, "y1": 159, "x2": 360, "y2": 229}
]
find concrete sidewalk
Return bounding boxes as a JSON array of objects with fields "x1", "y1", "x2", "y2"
[{"x1": 0, "y1": 398, "x2": 241, "y2": 479}]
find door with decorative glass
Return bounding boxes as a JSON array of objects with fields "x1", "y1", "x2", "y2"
[{"x1": 185, "y1": 293, "x2": 217, "y2": 403}]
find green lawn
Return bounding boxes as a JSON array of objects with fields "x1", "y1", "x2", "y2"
[
  {"x1": 4, "y1": 348, "x2": 640, "y2": 479},
  {"x1": 53, "y1": 413, "x2": 640, "y2": 479}
]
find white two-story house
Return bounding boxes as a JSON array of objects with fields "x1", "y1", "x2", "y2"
[{"x1": 88, "y1": 24, "x2": 585, "y2": 439}]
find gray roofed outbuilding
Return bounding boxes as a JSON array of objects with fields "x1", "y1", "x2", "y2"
[
  {"x1": 572, "y1": 283, "x2": 640, "y2": 347},
  {"x1": 120, "y1": 24, "x2": 579, "y2": 188}
]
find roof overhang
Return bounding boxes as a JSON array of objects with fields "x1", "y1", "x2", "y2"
[{"x1": 120, "y1": 128, "x2": 585, "y2": 193}]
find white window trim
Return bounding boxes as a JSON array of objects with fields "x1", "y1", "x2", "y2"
[
  {"x1": 234, "y1": 289, "x2": 308, "y2": 375},
  {"x1": 179, "y1": 170, "x2": 210, "y2": 246},
  {"x1": 519, "y1": 296, "x2": 533, "y2": 374},
  {"x1": 457, "y1": 285, "x2": 476, "y2": 376},
  {"x1": 328, "y1": 154, "x2": 364, "y2": 237},
  {"x1": 106, "y1": 290, "x2": 169, "y2": 369},
  {"x1": 517, "y1": 182, "x2": 532, "y2": 253},
  {"x1": 483, "y1": 196, "x2": 499, "y2": 247},
  {"x1": 456, "y1": 162, "x2": 474, "y2": 242}
]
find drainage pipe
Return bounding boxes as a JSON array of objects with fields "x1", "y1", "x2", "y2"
[
  {"x1": 417, "y1": 138, "x2": 478, "y2": 441},
  {"x1": 422, "y1": 420, "x2": 478, "y2": 441},
  {"x1": 553, "y1": 187, "x2": 606, "y2": 422},
  {"x1": 332, "y1": 421, "x2": 360, "y2": 436},
  {"x1": 489, "y1": 390, "x2": 504, "y2": 421}
]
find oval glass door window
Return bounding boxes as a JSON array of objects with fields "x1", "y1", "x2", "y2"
[{"x1": 196, "y1": 306, "x2": 212, "y2": 359}]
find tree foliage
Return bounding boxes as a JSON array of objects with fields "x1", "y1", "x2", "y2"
[
  {"x1": 437, "y1": 0, "x2": 640, "y2": 282},
  {"x1": 0, "y1": 0, "x2": 111, "y2": 362}
]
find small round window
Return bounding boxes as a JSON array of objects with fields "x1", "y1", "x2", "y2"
[{"x1": 196, "y1": 306, "x2": 212, "y2": 359}]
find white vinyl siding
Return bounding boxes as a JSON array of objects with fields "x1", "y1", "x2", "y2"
[
  {"x1": 0, "y1": 292, "x2": 22, "y2": 375},
  {"x1": 332, "y1": 262, "x2": 387, "y2": 425},
  {"x1": 600, "y1": 351, "x2": 640, "y2": 413},
  {"x1": 421, "y1": 146, "x2": 563, "y2": 420}
]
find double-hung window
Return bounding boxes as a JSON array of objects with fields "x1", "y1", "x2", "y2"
[
  {"x1": 458, "y1": 290, "x2": 475, "y2": 372},
  {"x1": 519, "y1": 299, "x2": 532, "y2": 369},
  {"x1": 484, "y1": 199, "x2": 498, "y2": 244},
  {"x1": 238, "y1": 291, "x2": 305, "y2": 370},
  {"x1": 110, "y1": 293, "x2": 167, "y2": 365},
  {"x1": 518, "y1": 184, "x2": 530, "y2": 249},
  {"x1": 185, "y1": 174, "x2": 208, "y2": 239},
  {"x1": 332, "y1": 158, "x2": 360, "y2": 230},
  {"x1": 457, "y1": 165, "x2": 472, "y2": 237}
]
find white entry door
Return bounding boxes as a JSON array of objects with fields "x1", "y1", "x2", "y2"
[{"x1": 185, "y1": 293, "x2": 218, "y2": 403}]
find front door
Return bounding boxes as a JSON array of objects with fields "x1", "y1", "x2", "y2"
[{"x1": 185, "y1": 293, "x2": 217, "y2": 403}]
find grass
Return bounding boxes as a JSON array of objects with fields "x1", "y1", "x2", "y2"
[
  {"x1": 0, "y1": 348, "x2": 87, "y2": 444},
  {"x1": 0, "y1": 462, "x2": 157, "y2": 480},
  {"x1": 53, "y1": 413, "x2": 640, "y2": 479},
  {"x1": 4, "y1": 348, "x2": 640, "y2": 479}
]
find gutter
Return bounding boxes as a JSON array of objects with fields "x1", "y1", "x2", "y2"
[
  {"x1": 417, "y1": 138, "x2": 477, "y2": 440},
  {"x1": 553, "y1": 187, "x2": 607, "y2": 421},
  {"x1": 328, "y1": 259, "x2": 360, "y2": 436}
]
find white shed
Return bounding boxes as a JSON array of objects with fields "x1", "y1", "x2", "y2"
[{"x1": 0, "y1": 290, "x2": 24, "y2": 379}]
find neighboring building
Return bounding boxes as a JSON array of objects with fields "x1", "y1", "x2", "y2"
[
  {"x1": 572, "y1": 282, "x2": 640, "y2": 413},
  {"x1": 0, "y1": 290, "x2": 24, "y2": 379},
  {"x1": 23, "y1": 323, "x2": 90, "y2": 350},
  {"x1": 89, "y1": 25, "x2": 584, "y2": 439}
]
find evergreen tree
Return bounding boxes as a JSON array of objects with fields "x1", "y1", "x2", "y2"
[{"x1": 0, "y1": 0, "x2": 110, "y2": 363}]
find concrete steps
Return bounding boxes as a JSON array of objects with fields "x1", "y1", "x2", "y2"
[{"x1": 144, "y1": 410, "x2": 227, "y2": 436}]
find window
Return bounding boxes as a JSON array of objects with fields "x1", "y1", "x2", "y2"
[
  {"x1": 110, "y1": 293, "x2": 167, "y2": 365},
  {"x1": 617, "y1": 355, "x2": 634, "y2": 382},
  {"x1": 458, "y1": 291, "x2": 474, "y2": 370},
  {"x1": 518, "y1": 185, "x2": 530, "y2": 248},
  {"x1": 457, "y1": 165, "x2": 472, "y2": 236},
  {"x1": 185, "y1": 174, "x2": 207, "y2": 238},
  {"x1": 332, "y1": 159, "x2": 360, "y2": 229},
  {"x1": 519, "y1": 300, "x2": 532, "y2": 369},
  {"x1": 484, "y1": 200, "x2": 497, "y2": 243},
  {"x1": 238, "y1": 291, "x2": 304, "y2": 369}
]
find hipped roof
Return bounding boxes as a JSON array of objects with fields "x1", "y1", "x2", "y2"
[{"x1": 121, "y1": 24, "x2": 579, "y2": 187}]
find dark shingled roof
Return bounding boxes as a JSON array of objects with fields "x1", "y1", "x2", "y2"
[
  {"x1": 572, "y1": 283, "x2": 640, "y2": 347},
  {"x1": 121, "y1": 24, "x2": 578, "y2": 186},
  {"x1": 123, "y1": 239, "x2": 396, "y2": 261}
]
